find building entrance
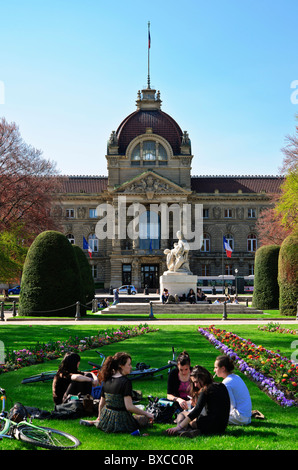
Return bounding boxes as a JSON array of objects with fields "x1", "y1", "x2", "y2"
[{"x1": 141, "y1": 264, "x2": 159, "y2": 289}]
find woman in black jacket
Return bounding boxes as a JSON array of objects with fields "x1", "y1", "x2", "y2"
[{"x1": 165, "y1": 365, "x2": 230, "y2": 437}]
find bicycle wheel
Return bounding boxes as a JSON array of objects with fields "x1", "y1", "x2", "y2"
[
  {"x1": 17, "y1": 424, "x2": 81, "y2": 449},
  {"x1": 0, "y1": 417, "x2": 11, "y2": 436},
  {"x1": 21, "y1": 372, "x2": 56, "y2": 384}
]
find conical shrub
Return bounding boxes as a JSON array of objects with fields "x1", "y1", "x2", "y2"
[
  {"x1": 252, "y1": 245, "x2": 280, "y2": 310},
  {"x1": 72, "y1": 244, "x2": 95, "y2": 307},
  {"x1": 278, "y1": 231, "x2": 298, "y2": 316},
  {"x1": 19, "y1": 231, "x2": 84, "y2": 317}
]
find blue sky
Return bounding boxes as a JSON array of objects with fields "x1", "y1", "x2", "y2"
[{"x1": 1, "y1": 0, "x2": 298, "y2": 176}]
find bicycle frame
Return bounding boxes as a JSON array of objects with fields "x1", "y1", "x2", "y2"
[{"x1": 1, "y1": 387, "x2": 81, "y2": 449}]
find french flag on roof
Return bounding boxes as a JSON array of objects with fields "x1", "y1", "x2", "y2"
[
  {"x1": 223, "y1": 236, "x2": 233, "y2": 258},
  {"x1": 83, "y1": 236, "x2": 92, "y2": 258}
]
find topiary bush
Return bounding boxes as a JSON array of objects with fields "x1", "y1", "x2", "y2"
[
  {"x1": 252, "y1": 244, "x2": 280, "y2": 310},
  {"x1": 278, "y1": 231, "x2": 298, "y2": 316},
  {"x1": 72, "y1": 244, "x2": 95, "y2": 307},
  {"x1": 19, "y1": 231, "x2": 85, "y2": 317}
]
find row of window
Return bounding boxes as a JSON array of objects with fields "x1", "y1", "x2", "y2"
[
  {"x1": 89, "y1": 262, "x2": 254, "y2": 280},
  {"x1": 67, "y1": 233, "x2": 257, "y2": 253},
  {"x1": 199, "y1": 264, "x2": 254, "y2": 276},
  {"x1": 66, "y1": 208, "x2": 258, "y2": 219},
  {"x1": 201, "y1": 233, "x2": 257, "y2": 252}
]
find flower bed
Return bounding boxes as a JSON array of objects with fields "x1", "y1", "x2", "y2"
[
  {"x1": 258, "y1": 322, "x2": 298, "y2": 335},
  {"x1": 198, "y1": 325, "x2": 298, "y2": 407},
  {"x1": 0, "y1": 324, "x2": 158, "y2": 374}
]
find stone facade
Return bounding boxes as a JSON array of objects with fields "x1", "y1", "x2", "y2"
[{"x1": 54, "y1": 86, "x2": 283, "y2": 291}]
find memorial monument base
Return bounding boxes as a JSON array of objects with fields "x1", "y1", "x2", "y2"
[{"x1": 160, "y1": 272, "x2": 198, "y2": 300}]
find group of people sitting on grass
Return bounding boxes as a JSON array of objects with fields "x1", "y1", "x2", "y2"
[{"x1": 52, "y1": 349, "x2": 252, "y2": 438}]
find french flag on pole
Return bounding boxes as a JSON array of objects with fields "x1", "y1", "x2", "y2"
[
  {"x1": 83, "y1": 236, "x2": 92, "y2": 258},
  {"x1": 223, "y1": 236, "x2": 233, "y2": 258}
]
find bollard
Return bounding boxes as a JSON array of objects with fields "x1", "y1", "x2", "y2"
[
  {"x1": 75, "y1": 301, "x2": 81, "y2": 321},
  {"x1": 0, "y1": 302, "x2": 4, "y2": 321},
  {"x1": 92, "y1": 298, "x2": 97, "y2": 313},
  {"x1": 149, "y1": 301, "x2": 154, "y2": 319},
  {"x1": 296, "y1": 302, "x2": 298, "y2": 321},
  {"x1": 13, "y1": 300, "x2": 17, "y2": 317},
  {"x1": 222, "y1": 301, "x2": 227, "y2": 320}
]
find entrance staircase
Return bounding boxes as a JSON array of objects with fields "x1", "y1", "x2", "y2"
[{"x1": 102, "y1": 302, "x2": 263, "y2": 316}]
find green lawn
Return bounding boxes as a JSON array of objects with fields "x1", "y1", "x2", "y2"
[{"x1": 0, "y1": 323, "x2": 297, "y2": 451}]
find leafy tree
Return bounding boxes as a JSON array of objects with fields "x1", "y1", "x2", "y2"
[
  {"x1": 0, "y1": 228, "x2": 27, "y2": 283},
  {"x1": 18, "y1": 231, "x2": 85, "y2": 317},
  {"x1": 252, "y1": 245, "x2": 280, "y2": 310},
  {"x1": 275, "y1": 170, "x2": 298, "y2": 233},
  {"x1": 257, "y1": 116, "x2": 298, "y2": 245}
]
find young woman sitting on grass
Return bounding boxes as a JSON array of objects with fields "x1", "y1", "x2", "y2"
[
  {"x1": 52, "y1": 352, "x2": 99, "y2": 405},
  {"x1": 214, "y1": 355, "x2": 252, "y2": 425},
  {"x1": 81, "y1": 352, "x2": 154, "y2": 433},
  {"x1": 165, "y1": 365, "x2": 230, "y2": 438},
  {"x1": 167, "y1": 351, "x2": 192, "y2": 411}
]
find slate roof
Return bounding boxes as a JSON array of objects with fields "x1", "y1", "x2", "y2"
[
  {"x1": 116, "y1": 109, "x2": 183, "y2": 155},
  {"x1": 59, "y1": 176, "x2": 108, "y2": 193},
  {"x1": 59, "y1": 175, "x2": 283, "y2": 195},
  {"x1": 191, "y1": 175, "x2": 284, "y2": 194}
]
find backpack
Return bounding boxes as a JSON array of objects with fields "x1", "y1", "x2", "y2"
[
  {"x1": 145, "y1": 396, "x2": 179, "y2": 424},
  {"x1": 7, "y1": 402, "x2": 29, "y2": 423}
]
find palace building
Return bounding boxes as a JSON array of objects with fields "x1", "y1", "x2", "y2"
[{"x1": 54, "y1": 84, "x2": 283, "y2": 291}]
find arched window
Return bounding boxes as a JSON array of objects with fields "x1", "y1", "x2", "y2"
[
  {"x1": 131, "y1": 140, "x2": 168, "y2": 166},
  {"x1": 200, "y1": 233, "x2": 210, "y2": 252},
  {"x1": 66, "y1": 234, "x2": 75, "y2": 244},
  {"x1": 88, "y1": 234, "x2": 99, "y2": 252},
  {"x1": 247, "y1": 234, "x2": 257, "y2": 252},
  {"x1": 139, "y1": 210, "x2": 160, "y2": 250}
]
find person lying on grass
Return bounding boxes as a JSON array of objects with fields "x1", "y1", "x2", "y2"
[
  {"x1": 165, "y1": 365, "x2": 230, "y2": 438},
  {"x1": 80, "y1": 352, "x2": 154, "y2": 433}
]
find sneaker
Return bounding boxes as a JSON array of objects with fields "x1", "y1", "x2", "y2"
[
  {"x1": 80, "y1": 419, "x2": 96, "y2": 427},
  {"x1": 179, "y1": 429, "x2": 201, "y2": 438}
]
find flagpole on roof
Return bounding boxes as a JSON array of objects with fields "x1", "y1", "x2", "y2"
[{"x1": 147, "y1": 21, "x2": 151, "y2": 89}]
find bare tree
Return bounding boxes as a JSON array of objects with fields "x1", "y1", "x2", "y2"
[{"x1": 0, "y1": 117, "x2": 62, "y2": 236}]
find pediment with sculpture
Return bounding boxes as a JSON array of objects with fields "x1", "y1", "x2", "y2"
[{"x1": 112, "y1": 171, "x2": 191, "y2": 198}]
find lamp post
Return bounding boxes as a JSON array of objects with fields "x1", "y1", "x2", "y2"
[{"x1": 235, "y1": 269, "x2": 238, "y2": 296}]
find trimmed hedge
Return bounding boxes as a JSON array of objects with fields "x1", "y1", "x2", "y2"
[
  {"x1": 278, "y1": 231, "x2": 298, "y2": 316},
  {"x1": 72, "y1": 244, "x2": 95, "y2": 307},
  {"x1": 252, "y1": 245, "x2": 280, "y2": 310},
  {"x1": 19, "y1": 231, "x2": 85, "y2": 317}
]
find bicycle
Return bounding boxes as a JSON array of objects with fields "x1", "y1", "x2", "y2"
[
  {"x1": 0, "y1": 387, "x2": 81, "y2": 450},
  {"x1": 88, "y1": 347, "x2": 178, "y2": 381},
  {"x1": 21, "y1": 352, "x2": 106, "y2": 385}
]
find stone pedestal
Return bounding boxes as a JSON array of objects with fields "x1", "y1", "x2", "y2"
[{"x1": 160, "y1": 272, "x2": 198, "y2": 300}]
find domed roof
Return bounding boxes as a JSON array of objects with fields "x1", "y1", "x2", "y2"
[{"x1": 115, "y1": 90, "x2": 184, "y2": 155}]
